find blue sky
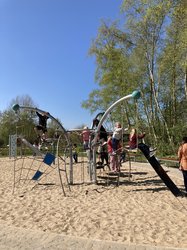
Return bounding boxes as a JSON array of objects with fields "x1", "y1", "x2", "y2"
[{"x1": 0, "y1": 0, "x2": 123, "y2": 129}]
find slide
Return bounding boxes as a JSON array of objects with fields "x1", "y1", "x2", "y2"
[{"x1": 138, "y1": 143, "x2": 182, "y2": 197}]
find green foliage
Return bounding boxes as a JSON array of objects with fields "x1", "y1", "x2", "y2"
[
  {"x1": 0, "y1": 95, "x2": 38, "y2": 146},
  {"x1": 81, "y1": 0, "x2": 187, "y2": 156}
]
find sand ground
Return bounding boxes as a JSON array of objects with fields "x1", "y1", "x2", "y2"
[{"x1": 0, "y1": 157, "x2": 186, "y2": 249}]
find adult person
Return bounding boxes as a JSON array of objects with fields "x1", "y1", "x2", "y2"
[
  {"x1": 34, "y1": 111, "x2": 49, "y2": 142},
  {"x1": 178, "y1": 136, "x2": 187, "y2": 195}
]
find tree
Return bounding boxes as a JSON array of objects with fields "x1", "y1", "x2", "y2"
[
  {"x1": 0, "y1": 95, "x2": 37, "y2": 146},
  {"x1": 81, "y1": 0, "x2": 186, "y2": 155}
]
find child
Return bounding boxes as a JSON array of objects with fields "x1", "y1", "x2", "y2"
[
  {"x1": 129, "y1": 128, "x2": 145, "y2": 149},
  {"x1": 112, "y1": 122, "x2": 123, "y2": 153},
  {"x1": 100, "y1": 138, "x2": 109, "y2": 168},
  {"x1": 92, "y1": 118, "x2": 108, "y2": 142},
  {"x1": 34, "y1": 111, "x2": 49, "y2": 142},
  {"x1": 108, "y1": 135, "x2": 120, "y2": 172},
  {"x1": 72, "y1": 143, "x2": 78, "y2": 163},
  {"x1": 81, "y1": 126, "x2": 90, "y2": 150}
]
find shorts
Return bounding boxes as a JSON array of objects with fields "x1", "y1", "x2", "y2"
[{"x1": 83, "y1": 141, "x2": 89, "y2": 150}]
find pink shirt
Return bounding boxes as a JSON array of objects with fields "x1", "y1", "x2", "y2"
[
  {"x1": 82, "y1": 130, "x2": 90, "y2": 142},
  {"x1": 107, "y1": 138, "x2": 113, "y2": 153},
  {"x1": 129, "y1": 133, "x2": 145, "y2": 149}
]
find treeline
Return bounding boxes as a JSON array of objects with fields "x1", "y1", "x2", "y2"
[
  {"x1": 81, "y1": 0, "x2": 187, "y2": 155},
  {"x1": 0, "y1": 95, "x2": 49, "y2": 147},
  {"x1": 0, "y1": 95, "x2": 82, "y2": 149}
]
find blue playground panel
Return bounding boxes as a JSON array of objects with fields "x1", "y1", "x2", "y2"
[
  {"x1": 32, "y1": 170, "x2": 43, "y2": 180},
  {"x1": 43, "y1": 153, "x2": 55, "y2": 166}
]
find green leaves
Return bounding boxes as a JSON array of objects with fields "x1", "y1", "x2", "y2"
[{"x1": 82, "y1": 0, "x2": 186, "y2": 154}]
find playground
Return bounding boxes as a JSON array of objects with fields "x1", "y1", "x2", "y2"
[
  {"x1": 8, "y1": 90, "x2": 185, "y2": 198},
  {"x1": 0, "y1": 0, "x2": 185, "y2": 247},
  {"x1": 0, "y1": 90, "x2": 186, "y2": 249}
]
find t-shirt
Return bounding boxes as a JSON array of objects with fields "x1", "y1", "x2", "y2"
[
  {"x1": 82, "y1": 130, "x2": 90, "y2": 142},
  {"x1": 112, "y1": 127, "x2": 122, "y2": 140},
  {"x1": 99, "y1": 125, "x2": 108, "y2": 142},
  {"x1": 129, "y1": 133, "x2": 145, "y2": 149}
]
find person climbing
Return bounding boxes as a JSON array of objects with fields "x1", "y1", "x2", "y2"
[
  {"x1": 34, "y1": 111, "x2": 49, "y2": 143},
  {"x1": 81, "y1": 126, "x2": 90, "y2": 150},
  {"x1": 112, "y1": 122, "x2": 123, "y2": 153},
  {"x1": 92, "y1": 118, "x2": 108, "y2": 142},
  {"x1": 129, "y1": 128, "x2": 146, "y2": 149}
]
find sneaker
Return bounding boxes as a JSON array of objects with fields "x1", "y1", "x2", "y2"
[
  {"x1": 149, "y1": 151, "x2": 156, "y2": 158},
  {"x1": 150, "y1": 147, "x2": 157, "y2": 152},
  {"x1": 149, "y1": 147, "x2": 157, "y2": 158}
]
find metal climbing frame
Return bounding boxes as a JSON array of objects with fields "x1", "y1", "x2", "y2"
[
  {"x1": 12, "y1": 104, "x2": 72, "y2": 196},
  {"x1": 91, "y1": 90, "x2": 141, "y2": 183}
]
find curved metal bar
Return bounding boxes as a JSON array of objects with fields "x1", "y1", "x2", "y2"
[
  {"x1": 91, "y1": 112, "x2": 105, "y2": 129},
  {"x1": 12, "y1": 104, "x2": 69, "y2": 143}
]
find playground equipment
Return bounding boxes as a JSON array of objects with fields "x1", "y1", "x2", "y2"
[
  {"x1": 138, "y1": 143, "x2": 182, "y2": 197},
  {"x1": 10, "y1": 90, "x2": 183, "y2": 197},
  {"x1": 89, "y1": 91, "x2": 182, "y2": 197},
  {"x1": 91, "y1": 90, "x2": 141, "y2": 183},
  {"x1": 11, "y1": 104, "x2": 72, "y2": 196}
]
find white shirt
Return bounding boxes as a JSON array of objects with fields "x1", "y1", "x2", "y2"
[{"x1": 112, "y1": 127, "x2": 122, "y2": 140}]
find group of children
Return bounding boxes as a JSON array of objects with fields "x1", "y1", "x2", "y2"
[
  {"x1": 33, "y1": 112, "x2": 145, "y2": 168},
  {"x1": 79, "y1": 121, "x2": 137, "y2": 172},
  {"x1": 70, "y1": 118, "x2": 149, "y2": 172}
]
